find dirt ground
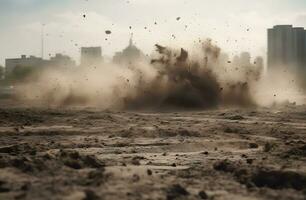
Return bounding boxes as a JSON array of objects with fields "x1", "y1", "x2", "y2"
[{"x1": 0, "y1": 105, "x2": 306, "y2": 200}]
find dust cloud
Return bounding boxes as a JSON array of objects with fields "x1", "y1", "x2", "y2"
[
  {"x1": 253, "y1": 67, "x2": 304, "y2": 107},
  {"x1": 13, "y1": 39, "x2": 302, "y2": 109}
]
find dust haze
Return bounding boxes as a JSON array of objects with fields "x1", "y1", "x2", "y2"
[{"x1": 13, "y1": 38, "x2": 302, "y2": 109}]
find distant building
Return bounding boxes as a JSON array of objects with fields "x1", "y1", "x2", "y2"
[
  {"x1": 218, "y1": 53, "x2": 229, "y2": 64},
  {"x1": 5, "y1": 54, "x2": 76, "y2": 78},
  {"x1": 113, "y1": 36, "x2": 145, "y2": 65},
  {"x1": 230, "y1": 52, "x2": 264, "y2": 80},
  {"x1": 81, "y1": 47, "x2": 103, "y2": 67},
  {"x1": 0, "y1": 66, "x2": 4, "y2": 80},
  {"x1": 254, "y1": 56, "x2": 264, "y2": 71},
  {"x1": 254, "y1": 56, "x2": 264, "y2": 78},
  {"x1": 232, "y1": 52, "x2": 255, "y2": 67},
  {"x1": 268, "y1": 25, "x2": 306, "y2": 73},
  {"x1": 5, "y1": 55, "x2": 48, "y2": 77},
  {"x1": 50, "y1": 54, "x2": 76, "y2": 68},
  {"x1": 232, "y1": 55, "x2": 240, "y2": 66},
  {"x1": 240, "y1": 52, "x2": 251, "y2": 67}
]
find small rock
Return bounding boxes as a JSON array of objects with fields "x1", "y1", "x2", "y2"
[
  {"x1": 198, "y1": 191, "x2": 208, "y2": 199},
  {"x1": 83, "y1": 155, "x2": 104, "y2": 168},
  {"x1": 147, "y1": 169, "x2": 153, "y2": 176},
  {"x1": 20, "y1": 182, "x2": 31, "y2": 191},
  {"x1": 0, "y1": 181, "x2": 10, "y2": 193},
  {"x1": 227, "y1": 115, "x2": 244, "y2": 120},
  {"x1": 64, "y1": 159, "x2": 82, "y2": 169},
  {"x1": 213, "y1": 160, "x2": 236, "y2": 173},
  {"x1": 249, "y1": 143, "x2": 259, "y2": 149},
  {"x1": 246, "y1": 159, "x2": 254, "y2": 164},
  {"x1": 131, "y1": 158, "x2": 140, "y2": 166},
  {"x1": 83, "y1": 189, "x2": 100, "y2": 200},
  {"x1": 132, "y1": 174, "x2": 140, "y2": 182},
  {"x1": 166, "y1": 184, "x2": 189, "y2": 200},
  {"x1": 264, "y1": 142, "x2": 274, "y2": 152},
  {"x1": 241, "y1": 154, "x2": 248, "y2": 158}
]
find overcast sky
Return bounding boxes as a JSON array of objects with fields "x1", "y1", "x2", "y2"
[{"x1": 0, "y1": 0, "x2": 306, "y2": 66}]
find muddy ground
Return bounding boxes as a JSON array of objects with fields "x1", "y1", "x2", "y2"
[{"x1": 0, "y1": 105, "x2": 306, "y2": 200}]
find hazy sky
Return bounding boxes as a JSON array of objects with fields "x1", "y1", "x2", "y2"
[{"x1": 1, "y1": 0, "x2": 306, "y2": 66}]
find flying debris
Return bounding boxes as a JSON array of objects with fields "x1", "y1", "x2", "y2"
[{"x1": 105, "y1": 30, "x2": 112, "y2": 34}]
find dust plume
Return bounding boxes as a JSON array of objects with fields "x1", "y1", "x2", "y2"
[
  {"x1": 128, "y1": 39, "x2": 258, "y2": 109},
  {"x1": 13, "y1": 38, "x2": 301, "y2": 109},
  {"x1": 252, "y1": 67, "x2": 304, "y2": 107}
]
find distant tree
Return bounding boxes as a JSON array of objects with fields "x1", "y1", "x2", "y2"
[
  {"x1": 6, "y1": 65, "x2": 40, "y2": 84},
  {"x1": 0, "y1": 66, "x2": 4, "y2": 80}
]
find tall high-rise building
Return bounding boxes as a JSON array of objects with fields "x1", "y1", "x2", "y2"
[
  {"x1": 305, "y1": 31, "x2": 306, "y2": 66},
  {"x1": 268, "y1": 25, "x2": 306, "y2": 74},
  {"x1": 80, "y1": 47, "x2": 103, "y2": 67},
  {"x1": 292, "y1": 27, "x2": 306, "y2": 69}
]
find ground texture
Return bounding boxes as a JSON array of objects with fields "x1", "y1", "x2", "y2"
[{"x1": 0, "y1": 106, "x2": 306, "y2": 200}]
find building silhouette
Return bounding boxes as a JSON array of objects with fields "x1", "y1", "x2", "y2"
[
  {"x1": 5, "y1": 54, "x2": 76, "y2": 78},
  {"x1": 5, "y1": 55, "x2": 47, "y2": 77},
  {"x1": 268, "y1": 25, "x2": 306, "y2": 73},
  {"x1": 50, "y1": 54, "x2": 76, "y2": 68},
  {"x1": 231, "y1": 52, "x2": 261, "y2": 68},
  {"x1": 239, "y1": 52, "x2": 251, "y2": 67},
  {"x1": 80, "y1": 47, "x2": 103, "y2": 67},
  {"x1": 113, "y1": 35, "x2": 145, "y2": 65},
  {"x1": 254, "y1": 56, "x2": 264, "y2": 71}
]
